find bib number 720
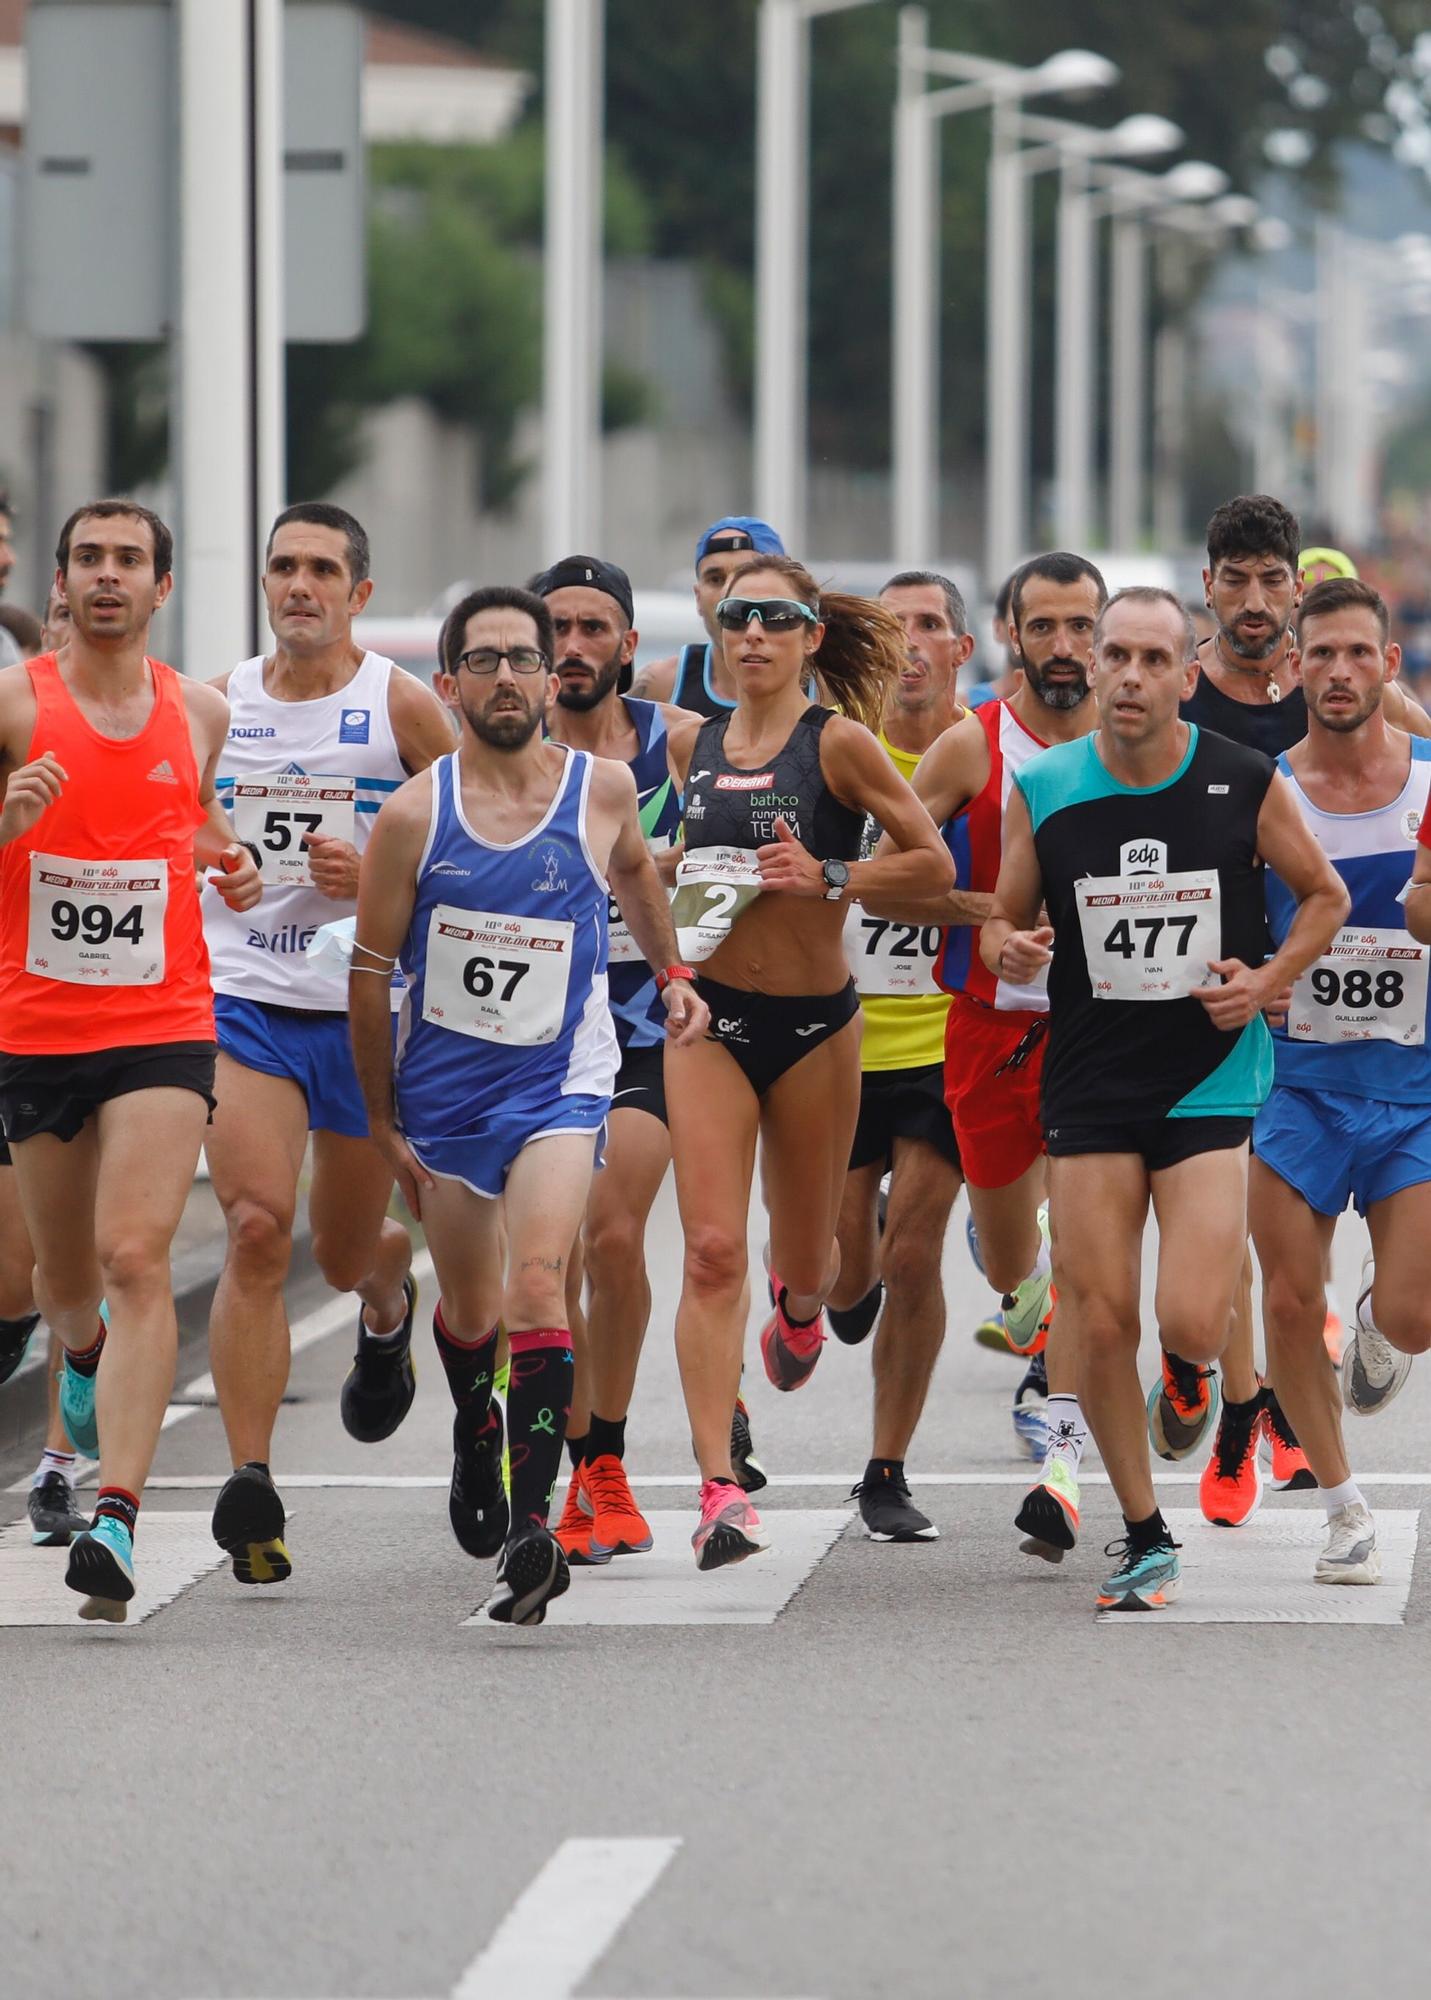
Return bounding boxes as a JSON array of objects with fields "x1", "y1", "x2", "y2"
[
  {"x1": 1102, "y1": 915, "x2": 1198, "y2": 961},
  {"x1": 461, "y1": 955, "x2": 529, "y2": 1003}
]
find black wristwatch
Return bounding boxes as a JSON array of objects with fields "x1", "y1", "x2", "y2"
[{"x1": 822, "y1": 859, "x2": 851, "y2": 902}]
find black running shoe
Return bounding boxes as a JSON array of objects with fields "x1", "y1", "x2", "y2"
[
  {"x1": 27, "y1": 1470, "x2": 88, "y2": 1548},
  {"x1": 450, "y1": 1406, "x2": 510, "y2": 1560},
  {"x1": 487, "y1": 1526, "x2": 570, "y2": 1626},
  {"x1": 828, "y1": 1279, "x2": 884, "y2": 1347},
  {"x1": 731, "y1": 1395, "x2": 767, "y2": 1493},
  {"x1": 0, "y1": 1310, "x2": 41, "y2": 1388},
  {"x1": 212, "y1": 1463, "x2": 291, "y2": 1584},
  {"x1": 853, "y1": 1468, "x2": 938, "y2": 1542},
  {"x1": 340, "y1": 1273, "x2": 418, "y2": 1443}
]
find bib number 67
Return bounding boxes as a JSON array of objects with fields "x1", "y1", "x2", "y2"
[{"x1": 461, "y1": 955, "x2": 529, "y2": 1003}]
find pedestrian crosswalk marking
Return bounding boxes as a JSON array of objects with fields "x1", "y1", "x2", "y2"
[
  {"x1": 0, "y1": 1512, "x2": 227, "y2": 1626},
  {"x1": 466, "y1": 1510, "x2": 849, "y2": 1628},
  {"x1": 1098, "y1": 1509, "x2": 1419, "y2": 1625}
]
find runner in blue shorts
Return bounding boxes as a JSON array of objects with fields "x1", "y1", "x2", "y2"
[
  {"x1": 1251, "y1": 577, "x2": 1431, "y2": 1587},
  {"x1": 202, "y1": 503, "x2": 456, "y2": 1585},
  {"x1": 349, "y1": 583, "x2": 706, "y2": 1625}
]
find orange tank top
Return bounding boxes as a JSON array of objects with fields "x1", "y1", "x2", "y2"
[{"x1": 0, "y1": 653, "x2": 215, "y2": 1053}]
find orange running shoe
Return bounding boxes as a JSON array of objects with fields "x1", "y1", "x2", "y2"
[
  {"x1": 584, "y1": 1453, "x2": 654, "y2": 1557},
  {"x1": 1199, "y1": 1394, "x2": 1264, "y2": 1527},
  {"x1": 1261, "y1": 1385, "x2": 1315, "y2": 1492},
  {"x1": 553, "y1": 1463, "x2": 610, "y2": 1567}
]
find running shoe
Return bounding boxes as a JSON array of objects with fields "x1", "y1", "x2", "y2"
[
  {"x1": 1261, "y1": 1385, "x2": 1315, "y2": 1491},
  {"x1": 692, "y1": 1479, "x2": 768, "y2": 1572},
  {"x1": 759, "y1": 1272, "x2": 827, "y2": 1392},
  {"x1": 340, "y1": 1273, "x2": 418, "y2": 1443},
  {"x1": 852, "y1": 1468, "x2": 938, "y2": 1542},
  {"x1": 449, "y1": 1406, "x2": 510, "y2": 1561},
  {"x1": 1315, "y1": 1501, "x2": 1380, "y2": 1586},
  {"x1": 1011, "y1": 1349, "x2": 1049, "y2": 1462},
  {"x1": 0, "y1": 1309, "x2": 40, "y2": 1387},
  {"x1": 27, "y1": 1470, "x2": 88, "y2": 1548},
  {"x1": 1342, "y1": 1253, "x2": 1412, "y2": 1417},
  {"x1": 1199, "y1": 1395, "x2": 1264, "y2": 1527},
  {"x1": 828, "y1": 1279, "x2": 883, "y2": 1347},
  {"x1": 1322, "y1": 1303, "x2": 1345, "y2": 1368},
  {"x1": 965, "y1": 1210, "x2": 985, "y2": 1277},
  {"x1": 1015, "y1": 1458, "x2": 1080, "y2": 1563},
  {"x1": 974, "y1": 1306, "x2": 1016, "y2": 1354},
  {"x1": 730, "y1": 1396, "x2": 767, "y2": 1494},
  {"x1": 66, "y1": 1515, "x2": 135, "y2": 1622},
  {"x1": 585, "y1": 1453, "x2": 653, "y2": 1557},
  {"x1": 212, "y1": 1463, "x2": 291, "y2": 1585},
  {"x1": 59, "y1": 1349, "x2": 99, "y2": 1460},
  {"x1": 1096, "y1": 1535, "x2": 1181, "y2": 1613},
  {"x1": 486, "y1": 1526, "x2": 570, "y2": 1626},
  {"x1": 999, "y1": 1205, "x2": 1054, "y2": 1356},
  {"x1": 554, "y1": 1463, "x2": 609, "y2": 1566},
  {"x1": 1146, "y1": 1350, "x2": 1220, "y2": 1463}
]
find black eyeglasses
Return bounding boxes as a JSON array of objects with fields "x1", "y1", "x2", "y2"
[
  {"x1": 714, "y1": 596, "x2": 818, "y2": 634},
  {"x1": 453, "y1": 647, "x2": 550, "y2": 676}
]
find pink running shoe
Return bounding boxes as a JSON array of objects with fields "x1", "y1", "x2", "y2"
[
  {"x1": 692, "y1": 1479, "x2": 769, "y2": 1572},
  {"x1": 759, "y1": 1270, "x2": 827, "y2": 1392}
]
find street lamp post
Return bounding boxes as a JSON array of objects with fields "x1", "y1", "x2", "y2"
[
  {"x1": 890, "y1": 24, "x2": 1118, "y2": 571},
  {"x1": 543, "y1": 0, "x2": 605, "y2": 557},
  {"x1": 755, "y1": 0, "x2": 882, "y2": 552}
]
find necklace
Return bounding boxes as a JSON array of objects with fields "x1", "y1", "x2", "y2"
[{"x1": 1212, "y1": 634, "x2": 1282, "y2": 703}]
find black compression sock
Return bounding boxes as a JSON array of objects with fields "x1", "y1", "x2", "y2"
[
  {"x1": 433, "y1": 1304, "x2": 497, "y2": 1431},
  {"x1": 586, "y1": 1412, "x2": 627, "y2": 1462},
  {"x1": 506, "y1": 1329, "x2": 573, "y2": 1533},
  {"x1": 566, "y1": 1433, "x2": 588, "y2": 1469},
  {"x1": 1125, "y1": 1507, "x2": 1172, "y2": 1553}
]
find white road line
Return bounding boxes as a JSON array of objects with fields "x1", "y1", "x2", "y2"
[
  {"x1": 1098, "y1": 1508, "x2": 1419, "y2": 1625},
  {"x1": 454, "y1": 1837, "x2": 679, "y2": 2000},
  {"x1": 0, "y1": 1512, "x2": 228, "y2": 1627},
  {"x1": 467, "y1": 1511, "x2": 849, "y2": 1628},
  {"x1": 100, "y1": 1470, "x2": 1431, "y2": 1492}
]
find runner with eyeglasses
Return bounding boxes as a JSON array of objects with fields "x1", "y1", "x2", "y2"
[
  {"x1": 663, "y1": 557, "x2": 953, "y2": 1571},
  {"x1": 350, "y1": 585, "x2": 707, "y2": 1624}
]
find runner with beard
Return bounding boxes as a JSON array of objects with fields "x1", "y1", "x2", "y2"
[
  {"x1": 1154, "y1": 498, "x2": 1431, "y2": 1530},
  {"x1": 350, "y1": 585, "x2": 706, "y2": 1624},
  {"x1": 825, "y1": 571, "x2": 971, "y2": 1541},
  {"x1": 870, "y1": 553, "x2": 1104, "y2": 1559}
]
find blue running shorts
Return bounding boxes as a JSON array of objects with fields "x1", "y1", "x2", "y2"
[
  {"x1": 402, "y1": 1092, "x2": 609, "y2": 1200},
  {"x1": 1253, "y1": 1081, "x2": 1431, "y2": 1218},
  {"x1": 215, "y1": 994, "x2": 377, "y2": 1140}
]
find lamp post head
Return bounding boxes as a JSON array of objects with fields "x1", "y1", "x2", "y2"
[
  {"x1": 1030, "y1": 48, "x2": 1119, "y2": 99},
  {"x1": 1107, "y1": 113, "x2": 1183, "y2": 159},
  {"x1": 1211, "y1": 193, "x2": 1260, "y2": 229},
  {"x1": 1162, "y1": 159, "x2": 1228, "y2": 201}
]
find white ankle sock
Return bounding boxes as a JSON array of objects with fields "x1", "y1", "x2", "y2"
[
  {"x1": 32, "y1": 1448, "x2": 75, "y2": 1489},
  {"x1": 1322, "y1": 1477, "x2": 1364, "y2": 1517},
  {"x1": 1044, "y1": 1394, "x2": 1087, "y2": 1473}
]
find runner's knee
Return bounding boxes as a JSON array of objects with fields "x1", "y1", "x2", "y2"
[
  {"x1": 1071, "y1": 1300, "x2": 1138, "y2": 1363},
  {"x1": 504, "y1": 1261, "x2": 569, "y2": 1331},
  {"x1": 1158, "y1": 1309, "x2": 1226, "y2": 1368},
  {"x1": 584, "y1": 1211, "x2": 646, "y2": 1292},
  {"x1": 683, "y1": 1226, "x2": 747, "y2": 1303},
  {"x1": 1375, "y1": 1289, "x2": 1431, "y2": 1356},
  {"x1": 1261, "y1": 1264, "x2": 1326, "y2": 1341},
  {"x1": 879, "y1": 1216, "x2": 941, "y2": 1300},
  {"x1": 97, "y1": 1230, "x2": 176, "y2": 1302},
  {"x1": 225, "y1": 1197, "x2": 295, "y2": 1285},
  {"x1": 312, "y1": 1226, "x2": 377, "y2": 1296}
]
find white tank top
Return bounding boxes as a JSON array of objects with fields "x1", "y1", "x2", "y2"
[{"x1": 204, "y1": 651, "x2": 406, "y2": 1009}]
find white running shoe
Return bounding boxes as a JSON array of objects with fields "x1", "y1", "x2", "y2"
[
  {"x1": 1341, "y1": 1253, "x2": 1412, "y2": 1417},
  {"x1": 1314, "y1": 1501, "x2": 1380, "y2": 1585}
]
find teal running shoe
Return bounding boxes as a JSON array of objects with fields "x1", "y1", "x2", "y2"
[
  {"x1": 58, "y1": 1300, "x2": 108, "y2": 1458},
  {"x1": 66, "y1": 1514, "x2": 135, "y2": 1622},
  {"x1": 1096, "y1": 1536, "x2": 1181, "y2": 1613}
]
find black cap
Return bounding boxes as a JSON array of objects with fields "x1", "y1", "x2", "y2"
[{"x1": 529, "y1": 554, "x2": 634, "y2": 628}]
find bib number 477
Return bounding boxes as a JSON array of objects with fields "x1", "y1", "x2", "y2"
[{"x1": 1101, "y1": 914, "x2": 1198, "y2": 961}]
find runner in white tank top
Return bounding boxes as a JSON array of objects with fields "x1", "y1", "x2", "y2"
[{"x1": 200, "y1": 505, "x2": 456, "y2": 1589}]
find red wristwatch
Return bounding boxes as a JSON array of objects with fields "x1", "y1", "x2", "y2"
[{"x1": 654, "y1": 963, "x2": 697, "y2": 992}]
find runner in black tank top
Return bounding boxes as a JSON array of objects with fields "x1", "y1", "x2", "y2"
[
  {"x1": 982, "y1": 586, "x2": 1346, "y2": 1615},
  {"x1": 663, "y1": 555, "x2": 953, "y2": 1576}
]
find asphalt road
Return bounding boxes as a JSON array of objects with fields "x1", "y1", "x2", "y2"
[{"x1": 4, "y1": 1181, "x2": 1430, "y2": 2000}]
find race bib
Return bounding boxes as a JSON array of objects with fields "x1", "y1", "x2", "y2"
[
  {"x1": 671, "y1": 846, "x2": 763, "y2": 962},
  {"x1": 844, "y1": 909, "x2": 943, "y2": 997},
  {"x1": 1288, "y1": 927, "x2": 1428, "y2": 1047},
  {"x1": 231, "y1": 772, "x2": 357, "y2": 886},
  {"x1": 607, "y1": 833, "x2": 677, "y2": 966},
  {"x1": 1076, "y1": 870, "x2": 1220, "y2": 1001},
  {"x1": 27, "y1": 853, "x2": 167, "y2": 986},
  {"x1": 421, "y1": 904, "x2": 573, "y2": 1045}
]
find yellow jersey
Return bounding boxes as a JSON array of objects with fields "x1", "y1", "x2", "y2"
[{"x1": 845, "y1": 731, "x2": 951, "y2": 1072}]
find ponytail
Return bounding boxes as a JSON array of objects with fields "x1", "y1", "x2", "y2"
[{"x1": 725, "y1": 555, "x2": 900, "y2": 733}]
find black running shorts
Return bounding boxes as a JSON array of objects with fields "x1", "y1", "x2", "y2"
[
  {"x1": 0, "y1": 1042, "x2": 218, "y2": 1146},
  {"x1": 849, "y1": 1062, "x2": 960, "y2": 1173},
  {"x1": 1043, "y1": 1114, "x2": 1252, "y2": 1172},
  {"x1": 610, "y1": 1040, "x2": 667, "y2": 1126}
]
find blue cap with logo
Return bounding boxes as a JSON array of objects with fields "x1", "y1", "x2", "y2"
[{"x1": 695, "y1": 515, "x2": 785, "y2": 569}]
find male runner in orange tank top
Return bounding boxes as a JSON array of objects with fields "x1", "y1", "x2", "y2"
[{"x1": 0, "y1": 500, "x2": 262, "y2": 1621}]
